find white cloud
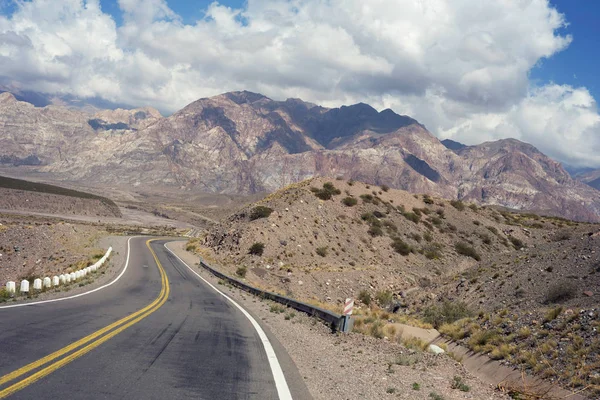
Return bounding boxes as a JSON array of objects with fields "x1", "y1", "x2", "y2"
[{"x1": 0, "y1": 0, "x2": 599, "y2": 166}]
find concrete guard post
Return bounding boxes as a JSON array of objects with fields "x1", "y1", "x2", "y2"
[
  {"x1": 43, "y1": 277, "x2": 52, "y2": 288},
  {"x1": 6, "y1": 281, "x2": 16, "y2": 294},
  {"x1": 33, "y1": 279, "x2": 42, "y2": 291},
  {"x1": 20, "y1": 280, "x2": 29, "y2": 293},
  {"x1": 52, "y1": 276, "x2": 60, "y2": 286}
]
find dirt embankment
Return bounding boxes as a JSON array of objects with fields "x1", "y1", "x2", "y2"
[
  {"x1": 0, "y1": 214, "x2": 106, "y2": 284},
  {"x1": 0, "y1": 187, "x2": 120, "y2": 218}
]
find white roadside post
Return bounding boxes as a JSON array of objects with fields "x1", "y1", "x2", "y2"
[
  {"x1": 20, "y1": 280, "x2": 29, "y2": 294},
  {"x1": 60, "y1": 274, "x2": 66, "y2": 284},
  {"x1": 6, "y1": 281, "x2": 16, "y2": 294},
  {"x1": 33, "y1": 278, "x2": 42, "y2": 291},
  {"x1": 52, "y1": 276, "x2": 60, "y2": 287},
  {"x1": 342, "y1": 298, "x2": 354, "y2": 333},
  {"x1": 43, "y1": 277, "x2": 52, "y2": 288},
  {"x1": 69, "y1": 272, "x2": 76, "y2": 282}
]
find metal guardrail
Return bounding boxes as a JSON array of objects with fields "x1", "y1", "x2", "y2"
[{"x1": 198, "y1": 259, "x2": 350, "y2": 332}]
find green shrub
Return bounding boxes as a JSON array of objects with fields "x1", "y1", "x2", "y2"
[
  {"x1": 410, "y1": 233, "x2": 422, "y2": 242},
  {"x1": 248, "y1": 242, "x2": 265, "y2": 256},
  {"x1": 0, "y1": 288, "x2": 11, "y2": 302},
  {"x1": 455, "y1": 242, "x2": 481, "y2": 261},
  {"x1": 249, "y1": 205, "x2": 273, "y2": 220},
  {"x1": 403, "y1": 212, "x2": 420, "y2": 224},
  {"x1": 508, "y1": 236, "x2": 524, "y2": 249},
  {"x1": 423, "y1": 301, "x2": 473, "y2": 328},
  {"x1": 486, "y1": 226, "x2": 498, "y2": 235},
  {"x1": 368, "y1": 225, "x2": 384, "y2": 237},
  {"x1": 236, "y1": 266, "x2": 247, "y2": 278},
  {"x1": 381, "y1": 184, "x2": 390, "y2": 192},
  {"x1": 375, "y1": 290, "x2": 394, "y2": 307},
  {"x1": 360, "y1": 194, "x2": 374, "y2": 203},
  {"x1": 310, "y1": 182, "x2": 341, "y2": 200},
  {"x1": 358, "y1": 290, "x2": 372, "y2": 306},
  {"x1": 369, "y1": 321, "x2": 385, "y2": 338},
  {"x1": 544, "y1": 306, "x2": 564, "y2": 322},
  {"x1": 479, "y1": 233, "x2": 492, "y2": 245},
  {"x1": 361, "y1": 212, "x2": 375, "y2": 222},
  {"x1": 391, "y1": 238, "x2": 413, "y2": 256},
  {"x1": 373, "y1": 210, "x2": 386, "y2": 218},
  {"x1": 423, "y1": 195, "x2": 434, "y2": 205},
  {"x1": 451, "y1": 376, "x2": 470, "y2": 392},
  {"x1": 450, "y1": 200, "x2": 465, "y2": 211},
  {"x1": 383, "y1": 220, "x2": 398, "y2": 233},
  {"x1": 545, "y1": 281, "x2": 577, "y2": 303},
  {"x1": 429, "y1": 216, "x2": 442, "y2": 226},
  {"x1": 341, "y1": 197, "x2": 358, "y2": 207},
  {"x1": 316, "y1": 246, "x2": 328, "y2": 257},
  {"x1": 423, "y1": 232, "x2": 433, "y2": 242},
  {"x1": 422, "y1": 243, "x2": 443, "y2": 260}
]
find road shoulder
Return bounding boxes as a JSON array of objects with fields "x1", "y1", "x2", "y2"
[{"x1": 166, "y1": 240, "x2": 509, "y2": 400}]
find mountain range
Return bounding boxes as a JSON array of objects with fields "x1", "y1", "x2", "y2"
[{"x1": 1, "y1": 90, "x2": 600, "y2": 222}]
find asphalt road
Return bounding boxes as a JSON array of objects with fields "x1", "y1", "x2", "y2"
[{"x1": 0, "y1": 237, "x2": 310, "y2": 399}]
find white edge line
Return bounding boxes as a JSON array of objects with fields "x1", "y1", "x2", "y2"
[
  {"x1": 163, "y1": 242, "x2": 293, "y2": 400},
  {"x1": 0, "y1": 237, "x2": 135, "y2": 309}
]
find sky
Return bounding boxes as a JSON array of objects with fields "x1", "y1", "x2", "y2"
[{"x1": 0, "y1": 0, "x2": 599, "y2": 168}]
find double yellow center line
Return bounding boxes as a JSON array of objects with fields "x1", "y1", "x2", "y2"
[{"x1": 0, "y1": 240, "x2": 169, "y2": 398}]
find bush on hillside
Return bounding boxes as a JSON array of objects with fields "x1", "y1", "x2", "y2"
[
  {"x1": 450, "y1": 200, "x2": 465, "y2": 211},
  {"x1": 368, "y1": 225, "x2": 384, "y2": 237},
  {"x1": 249, "y1": 205, "x2": 273, "y2": 221},
  {"x1": 421, "y1": 243, "x2": 443, "y2": 260},
  {"x1": 545, "y1": 281, "x2": 577, "y2": 303},
  {"x1": 236, "y1": 266, "x2": 247, "y2": 278},
  {"x1": 403, "y1": 212, "x2": 420, "y2": 224},
  {"x1": 310, "y1": 182, "x2": 341, "y2": 200},
  {"x1": 341, "y1": 197, "x2": 358, "y2": 207},
  {"x1": 391, "y1": 238, "x2": 413, "y2": 256},
  {"x1": 248, "y1": 242, "x2": 265, "y2": 256},
  {"x1": 358, "y1": 290, "x2": 372, "y2": 306},
  {"x1": 360, "y1": 194, "x2": 374, "y2": 203},
  {"x1": 316, "y1": 246, "x2": 328, "y2": 257},
  {"x1": 455, "y1": 242, "x2": 481, "y2": 261},
  {"x1": 423, "y1": 301, "x2": 474, "y2": 328},
  {"x1": 375, "y1": 290, "x2": 394, "y2": 307},
  {"x1": 508, "y1": 236, "x2": 524, "y2": 249}
]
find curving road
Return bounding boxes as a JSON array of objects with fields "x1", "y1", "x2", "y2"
[{"x1": 0, "y1": 237, "x2": 310, "y2": 399}]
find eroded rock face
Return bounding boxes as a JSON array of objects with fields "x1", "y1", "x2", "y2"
[{"x1": 2, "y1": 90, "x2": 600, "y2": 221}]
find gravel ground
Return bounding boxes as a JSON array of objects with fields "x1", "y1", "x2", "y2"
[{"x1": 169, "y1": 241, "x2": 509, "y2": 400}]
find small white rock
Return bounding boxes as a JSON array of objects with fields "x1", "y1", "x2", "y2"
[{"x1": 428, "y1": 344, "x2": 445, "y2": 354}]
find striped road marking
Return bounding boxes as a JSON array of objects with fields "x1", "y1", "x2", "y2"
[{"x1": 0, "y1": 240, "x2": 170, "y2": 398}]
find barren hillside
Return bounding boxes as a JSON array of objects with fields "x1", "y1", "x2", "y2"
[{"x1": 190, "y1": 177, "x2": 600, "y2": 397}]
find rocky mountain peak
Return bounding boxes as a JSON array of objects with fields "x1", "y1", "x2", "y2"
[
  {"x1": 3, "y1": 90, "x2": 600, "y2": 221},
  {"x1": 223, "y1": 91, "x2": 270, "y2": 105},
  {"x1": 0, "y1": 92, "x2": 18, "y2": 104}
]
